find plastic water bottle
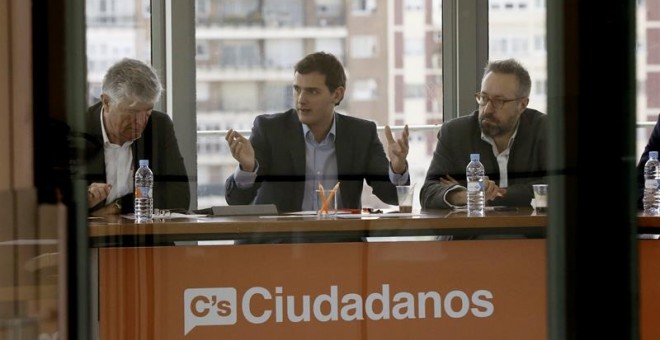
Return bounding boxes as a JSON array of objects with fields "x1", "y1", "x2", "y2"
[
  {"x1": 134, "y1": 159, "x2": 154, "y2": 222},
  {"x1": 466, "y1": 153, "x2": 485, "y2": 216},
  {"x1": 643, "y1": 151, "x2": 660, "y2": 215}
]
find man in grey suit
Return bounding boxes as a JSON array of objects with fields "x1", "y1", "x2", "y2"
[
  {"x1": 225, "y1": 52, "x2": 410, "y2": 213},
  {"x1": 420, "y1": 58, "x2": 547, "y2": 209}
]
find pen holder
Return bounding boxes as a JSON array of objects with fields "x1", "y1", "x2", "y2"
[{"x1": 315, "y1": 188, "x2": 338, "y2": 218}]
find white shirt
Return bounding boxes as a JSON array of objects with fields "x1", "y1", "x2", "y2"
[
  {"x1": 442, "y1": 126, "x2": 519, "y2": 207},
  {"x1": 100, "y1": 107, "x2": 135, "y2": 204},
  {"x1": 480, "y1": 127, "x2": 518, "y2": 188}
]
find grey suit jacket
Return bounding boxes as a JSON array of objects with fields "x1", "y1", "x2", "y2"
[
  {"x1": 420, "y1": 109, "x2": 548, "y2": 209},
  {"x1": 225, "y1": 109, "x2": 407, "y2": 212}
]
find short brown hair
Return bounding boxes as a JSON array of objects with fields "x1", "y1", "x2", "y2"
[
  {"x1": 484, "y1": 58, "x2": 531, "y2": 98},
  {"x1": 294, "y1": 52, "x2": 346, "y2": 101}
]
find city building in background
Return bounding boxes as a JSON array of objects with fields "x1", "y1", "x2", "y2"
[
  {"x1": 93, "y1": 0, "x2": 659, "y2": 209},
  {"x1": 638, "y1": 1, "x2": 659, "y2": 154},
  {"x1": 86, "y1": 0, "x2": 152, "y2": 103},
  {"x1": 488, "y1": 0, "x2": 547, "y2": 114},
  {"x1": 193, "y1": 0, "x2": 443, "y2": 208}
]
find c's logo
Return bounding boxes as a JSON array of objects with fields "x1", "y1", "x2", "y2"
[{"x1": 184, "y1": 288, "x2": 236, "y2": 335}]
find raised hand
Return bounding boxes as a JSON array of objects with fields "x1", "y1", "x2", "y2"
[
  {"x1": 225, "y1": 129, "x2": 256, "y2": 172},
  {"x1": 385, "y1": 125, "x2": 409, "y2": 174}
]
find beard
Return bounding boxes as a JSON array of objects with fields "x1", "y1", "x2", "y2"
[{"x1": 479, "y1": 114, "x2": 516, "y2": 138}]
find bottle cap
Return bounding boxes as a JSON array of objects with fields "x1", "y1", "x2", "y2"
[
  {"x1": 470, "y1": 153, "x2": 480, "y2": 161},
  {"x1": 651, "y1": 151, "x2": 659, "y2": 159},
  {"x1": 139, "y1": 159, "x2": 149, "y2": 167}
]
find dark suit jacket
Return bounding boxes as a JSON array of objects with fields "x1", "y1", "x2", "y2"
[
  {"x1": 420, "y1": 109, "x2": 547, "y2": 209},
  {"x1": 83, "y1": 102, "x2": 190, "y2": 213},
  {"x1": 637, "y1": 114, "x2": 660, "y2": 209},
  {"x1": 225, "y1": 109, "x2": 408, "y2": 212}
]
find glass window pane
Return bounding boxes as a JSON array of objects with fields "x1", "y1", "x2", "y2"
[
  {"x1": 315, "y1": 38, "x2": 344, "y2": 60},
  {"x1": 488, "y1": 0, "x2": 546, "y2": 113},
  {"x1": 352, "y1": 0, "x2": 377, "y2": 14},
  {"x1": 196, "y1": 0, "x2": 443, "y2": 209},
  {"x1": 86, "y1": 0, "x2": 152, "y2": 106},
  {"x1": 352, "y1": 79, "x2": 378, "y2": 101},
  {"x1": 351, "y1": 35, "x2": 378, "y2": 59},
  {"x1": 265, "y1": 40, "x2": 304, "y2": 68},
  {"x1": 637, "y1": 1, "x2": 657, "y2": 160}
]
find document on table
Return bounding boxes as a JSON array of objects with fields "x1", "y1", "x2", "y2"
[
  {"x1": 121, "y1": 213, "x2": 208, "y2": 220},
  {"x1": 451, "y1": 206, "x2": 518, "y2": 212},
  {"x1": 336, "y1": 212, "x2": 424, "y2": 219}
]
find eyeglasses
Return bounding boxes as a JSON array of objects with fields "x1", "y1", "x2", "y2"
[{"x1": 474, "y1": 92, "x2": 524, "y2": 110}]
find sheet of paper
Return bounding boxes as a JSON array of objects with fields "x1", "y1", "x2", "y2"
[
  {"x1": 336, "y1": 212, "x2": 424, "y2": 219},
  {"x1": 121, "y1": 213, "x2": 208, "y2": 220}
]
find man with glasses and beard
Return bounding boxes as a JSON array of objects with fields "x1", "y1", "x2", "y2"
[{"x1": 420, "y1": 58, "x2": 547, "y2": 209}]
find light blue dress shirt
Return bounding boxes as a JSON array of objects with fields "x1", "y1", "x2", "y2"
[{"x1": 300, "y1": 120, "x2": 339, "y2": 211}]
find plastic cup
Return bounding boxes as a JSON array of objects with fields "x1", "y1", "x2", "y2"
[
  {"x1": 532, "y1": 184, "x2": 548, "y2": 212},
  {"x1": 396, "y1": 186, "x2": 413, "y2": 213}
]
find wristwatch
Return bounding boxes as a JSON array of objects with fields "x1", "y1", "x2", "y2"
[{"x1": 113, "y1": 199, "x2": 122, "y2": 213}]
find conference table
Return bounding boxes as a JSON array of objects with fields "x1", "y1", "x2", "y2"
[
  {"x1": 638, "y1": 215, "x2": 660, "y2": 340},
  {"x1": 90, "y1": 208, "x2": 552, "y2": 339},
  {"x1": 89, "y1": 209, "x2": 660, "y2": 339},
  {"x1": 89, "y1": 208, "x2": 546, "y2": 247}
]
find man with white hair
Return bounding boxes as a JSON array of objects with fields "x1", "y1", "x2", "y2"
[{"x1": 84, "y1": 58, "x2": 190, "y2": 215}]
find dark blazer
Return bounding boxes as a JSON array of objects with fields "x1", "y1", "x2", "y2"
[
  {"x1": 637, "y1": 114, "x2": 660, "y2": 209},
  {"x1": 420, "y1": 109, "x2": 548, "y2": 209},
  {"x1": 83, "y1": 102, "x2": 190, "y2": 213},
  {"x1": 225, "y1": 109, "x2": 408, "y2": 212}
]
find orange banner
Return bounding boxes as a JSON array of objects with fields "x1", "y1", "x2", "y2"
[
  {"x1": 100, "y1": 240, "x2": 547, "y2": 339},
  {"x1": 640, "y1": 240, "x2": 660, "y2": 340}
]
